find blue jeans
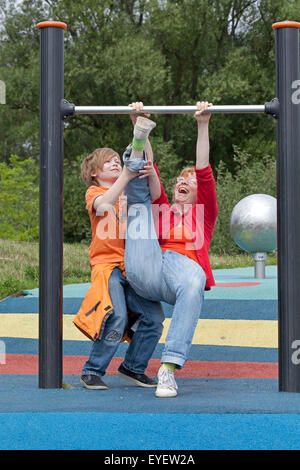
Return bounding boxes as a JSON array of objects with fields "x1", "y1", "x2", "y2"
[
  {"x1": 123, "y1": 147, "x2": 206, "y2": 368},
  {"x1": 82, "y1": 267, "x2": 164, "y2": 377}
]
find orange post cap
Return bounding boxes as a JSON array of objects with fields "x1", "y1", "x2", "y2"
[
  {"x1": 272, "y1": 21, "x2": 300, "y2": 29},
  {"x1": 37, "y1": 21, "x2": 67, "y2": 29}
]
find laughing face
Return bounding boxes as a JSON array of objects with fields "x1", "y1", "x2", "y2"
[{"x1": 174, "y1": 172, "x2": 197, "y2": 206}]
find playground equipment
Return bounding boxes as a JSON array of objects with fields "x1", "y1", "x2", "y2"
[
  {"x1": 230, "y1": 194, "x2": 277, "y2": 279},
  {"x1": 36, "y1": 20, "x2": 300, "y2": 392}
]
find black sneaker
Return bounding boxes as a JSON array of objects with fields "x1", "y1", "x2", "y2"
[
  {"x1": 80, "y1": 374, "x2": 108, "y2": 390},
  {"x1": 117, "y1": 363, "x2": 157, "y2": 388}
]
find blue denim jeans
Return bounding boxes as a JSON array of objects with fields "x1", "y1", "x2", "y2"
[
  {"x1": 82, "y1": 266, "x2": 164, "y2": 377},
  {"x1": 123, "y1": 147, "x2": 206, "y2": 368}
]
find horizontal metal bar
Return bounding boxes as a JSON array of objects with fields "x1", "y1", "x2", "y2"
[{"x1": 74, "y1": 105, "x2": 266, "y2": 115}]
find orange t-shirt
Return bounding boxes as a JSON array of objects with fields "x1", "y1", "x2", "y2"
[
  {"x1": 160, "y1": 224, "x2": 199, "y2": 265},
  {"x1": 85, "y1": 186, "x2": 126, "y2": 265}
]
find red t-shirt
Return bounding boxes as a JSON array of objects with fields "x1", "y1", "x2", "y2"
[
  {"x1": 160, "y1": 225, "x2": 200, "y2": 265},
  {"x1": 152, "y1": 163, "x2": 218, "y2": 290}
]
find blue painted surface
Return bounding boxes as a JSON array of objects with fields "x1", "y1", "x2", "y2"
[
  {"x1": 1, "y1": 375, "x2": 300, "y2": 415},
  {"x1": 0, "y1": 297, "x2": 277, "y2": 320},
  {"x1": 2, "y1": 337, "x2": 278, "y2": 362},
  {"x1": 0, "y1": 265, "x2": 292, "y2": 451},
  {"x1": 1, "y1": 411, "x2": 300, "y2": 450}
]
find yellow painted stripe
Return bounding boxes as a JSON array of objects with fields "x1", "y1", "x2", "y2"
[
  {"x1": 0, "y1": 314, "x2": 278, "y2": 348},
  {"x1": 160, "y1": 319, "x2": 278, "y2": 348},
  {"x1": 0, "y1": 314, "x2": 84, "y2": 341}
]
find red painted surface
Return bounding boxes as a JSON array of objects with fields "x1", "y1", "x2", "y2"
[{"x1": 0, "y1": 354, "x2": 278, "y2": 379}]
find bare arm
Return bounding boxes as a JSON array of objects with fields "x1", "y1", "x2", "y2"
[
  {"x1": 93, "y1": 169, "x2": 134, "y2": 215},
  {"x1": 141, "y1": 139, "x2": 162, "y2": 201},
  {"x1": 194, "y1": 101, "x2": 212, "y2": 170}
]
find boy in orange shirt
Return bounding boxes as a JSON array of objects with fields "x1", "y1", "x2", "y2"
[{"x1": 75, "y1": 134, "x2": 164, "y2": 390}]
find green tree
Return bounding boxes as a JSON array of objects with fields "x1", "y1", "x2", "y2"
[
  {"x1": 212, "y1": 146, "x2": 277, "y2": 254},
  {"x1": 63, "y1": 155, "x2": 91, "y2": 243},
  {"x1": 0, "y1": 155, "x2": 39, "y2": 240},
  {"x1": 0, "y1": 0, "x2": 297, "y2": 246},
  {"x1": 2, "y1": 0, "x2": 295, "y2": 169}
]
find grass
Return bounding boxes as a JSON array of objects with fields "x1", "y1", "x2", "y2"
[
  {"x1": 0, "y1": 239, "x2": 277, "y2": 301},
  {"x1": 209, "y1": 251, "x2": 277, "y2": 269},
  {"x1": 0, "y1": 239, "x2": 91, "y2": 300}
]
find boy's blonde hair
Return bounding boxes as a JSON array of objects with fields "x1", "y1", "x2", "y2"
[
  {"x1": 172, "y1": 166, "x2": 196, "y2": 201},
  {"x1": 80, "y1": 147, "x2": 121, "y2": 187}
]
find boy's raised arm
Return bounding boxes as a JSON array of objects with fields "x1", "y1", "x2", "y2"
[{"x1": 93, "y1": 168, "x2": 135, "y2": 215}]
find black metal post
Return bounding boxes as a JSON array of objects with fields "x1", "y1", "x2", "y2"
[
  {"x1": 273, "y1": 21, "x2": 300, "y2": 392},
  {"x1": 37, "y1": 21, "x2": 67, "y2": 388}
]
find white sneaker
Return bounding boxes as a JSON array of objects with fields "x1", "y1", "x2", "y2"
[
  {"x1": 155, "y1": 366, "x2": 178, "y2": 398},
  {"x1": 134, "y1": 116, "x2": 156, "y2": 140}
]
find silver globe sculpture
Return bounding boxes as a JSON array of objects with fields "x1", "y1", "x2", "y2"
[{"x1": 230, "y1": 194, "x2": 277, "y2": 278}]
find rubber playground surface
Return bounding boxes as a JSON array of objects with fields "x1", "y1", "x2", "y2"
[{"x1": 1, "y1": 265, "x2": 300, "y2": 450}]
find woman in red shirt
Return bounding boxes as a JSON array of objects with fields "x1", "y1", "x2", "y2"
[{"x1": 123, "y1": 101, "x2": 218, "y2": 397}]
